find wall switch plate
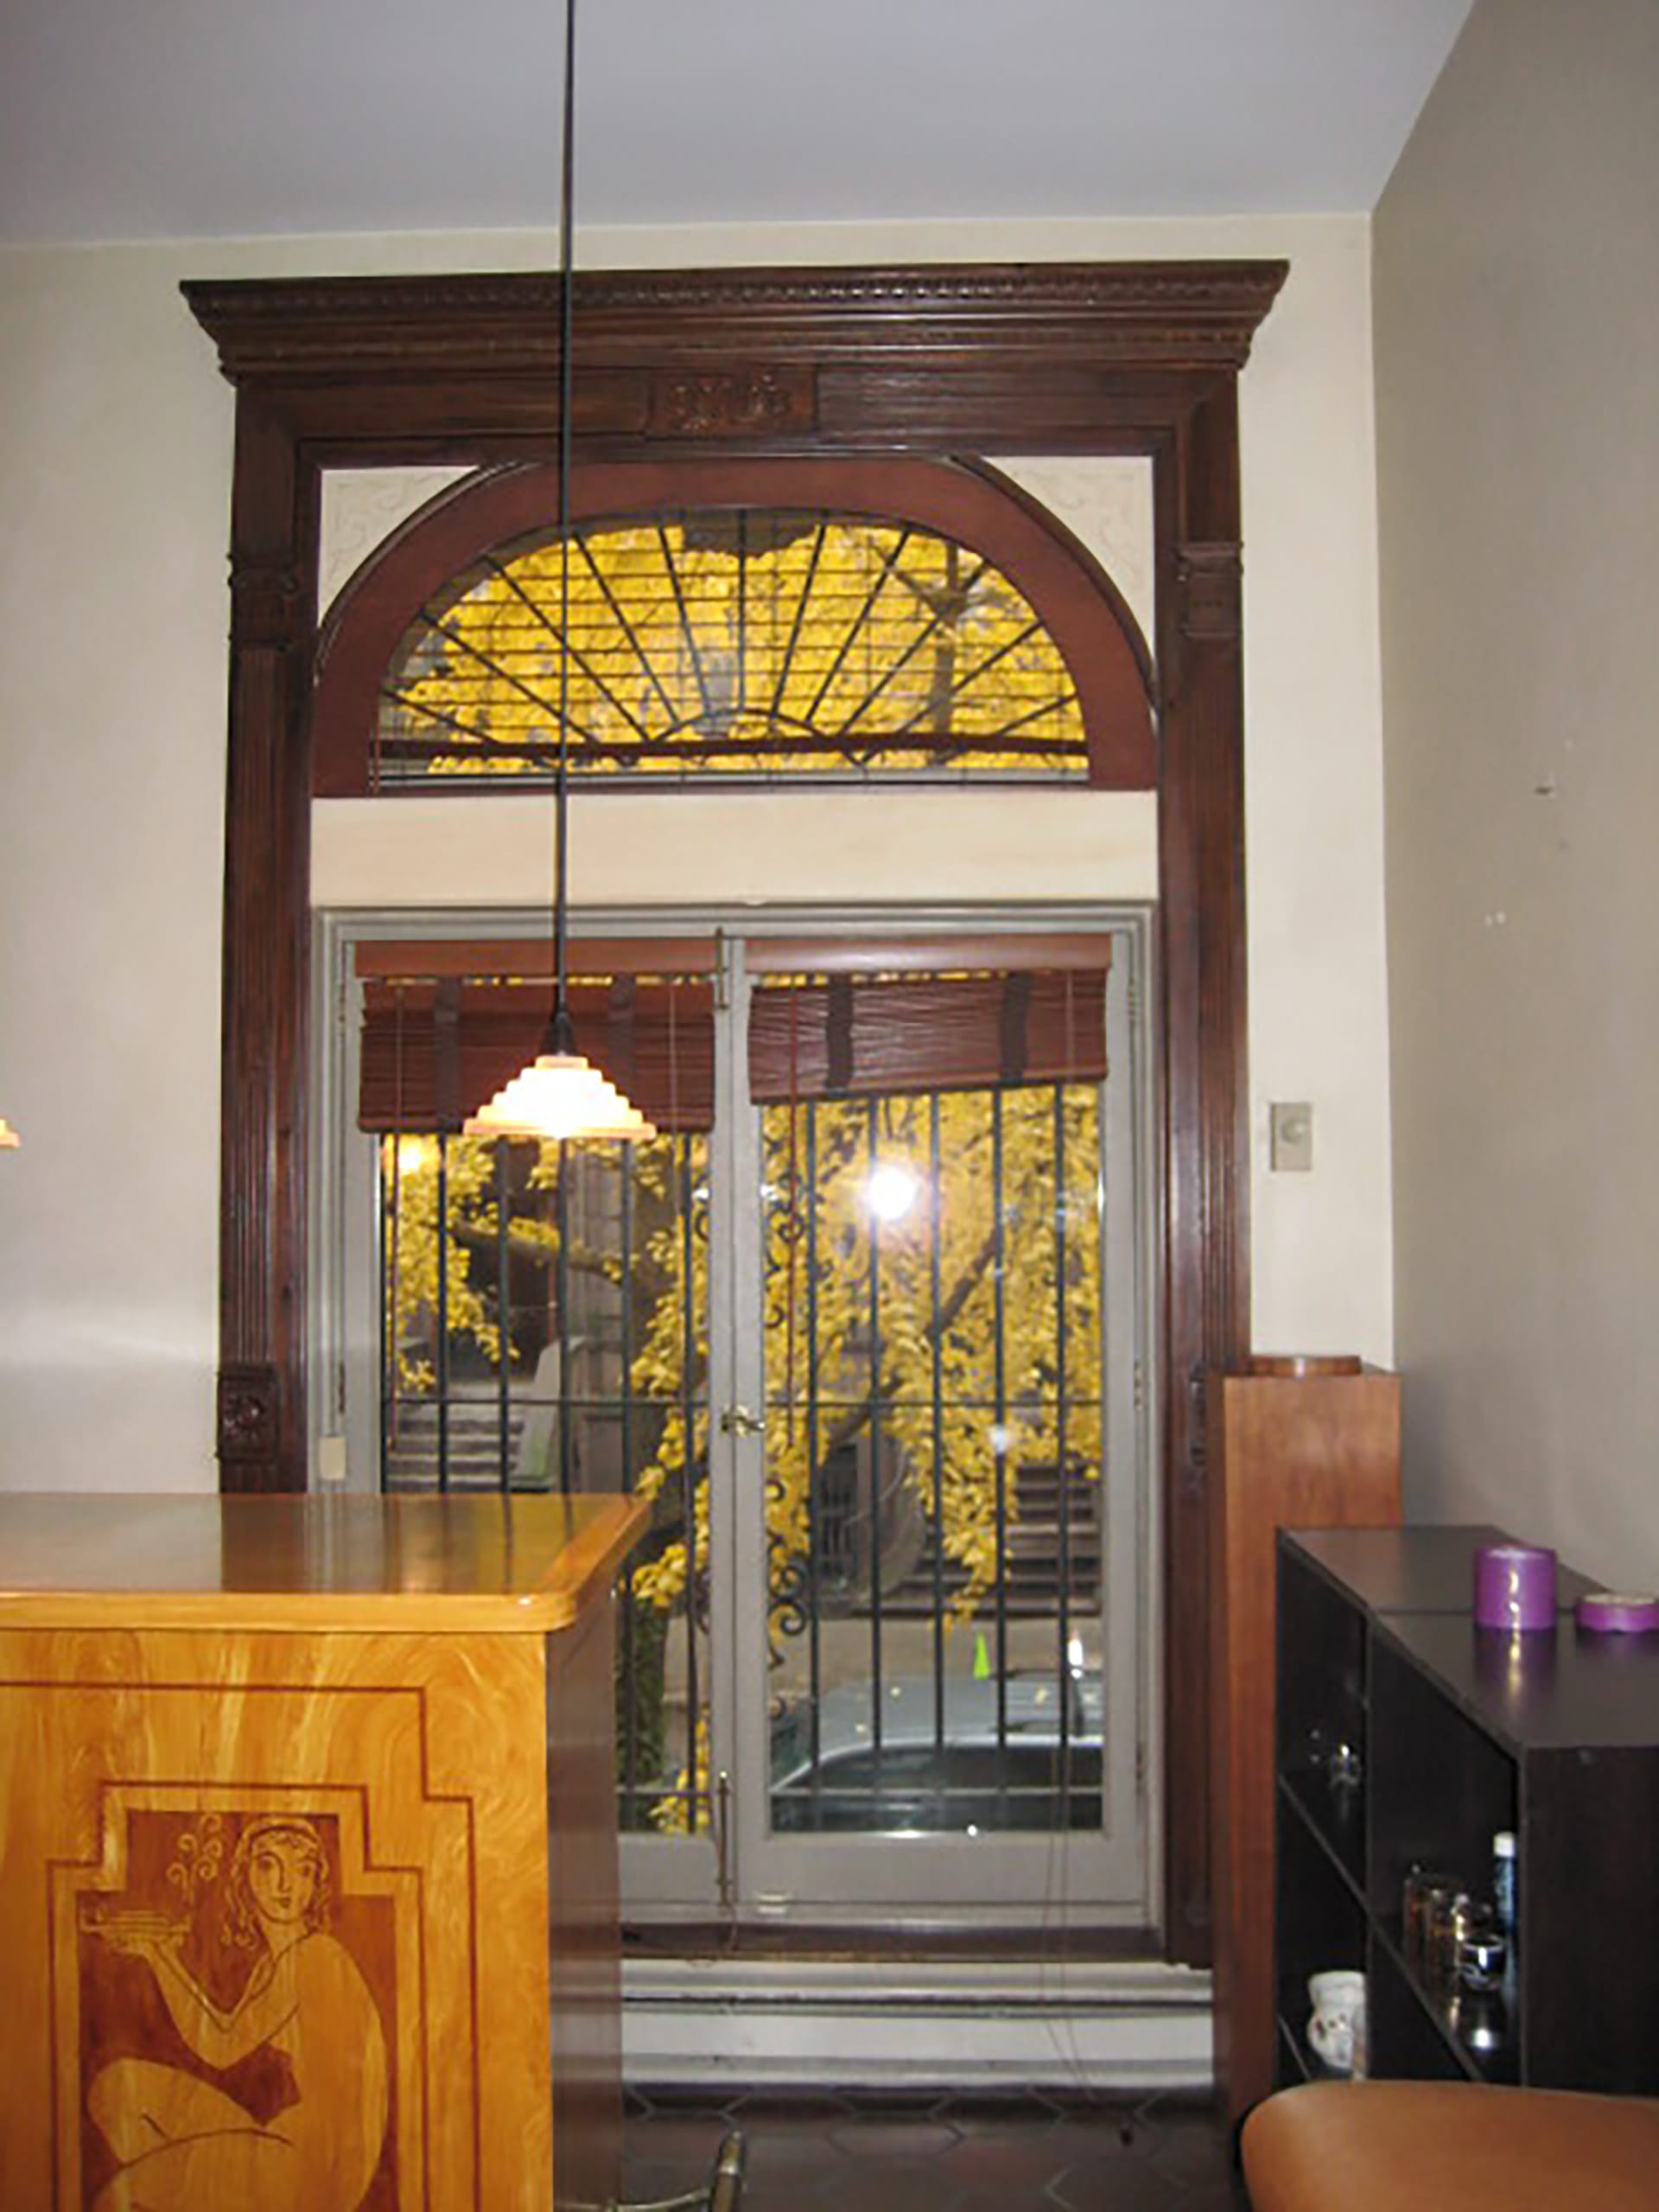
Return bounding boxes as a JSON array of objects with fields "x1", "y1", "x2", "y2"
[{"x1": 1270, "y1": 1101, "x2": 1314, "y2": 1173}]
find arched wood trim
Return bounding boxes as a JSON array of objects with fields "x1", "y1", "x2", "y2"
[
  {"x1": 185, "y1": 257, "x2": 1287, "y2": 1966},
  {"x1": 312, "y1": 455, "x2": 1154, "y2": 795}
]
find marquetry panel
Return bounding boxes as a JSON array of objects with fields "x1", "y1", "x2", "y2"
[{"x1": 0, "y1": 1623, "x2": 564, "y2": 2212}]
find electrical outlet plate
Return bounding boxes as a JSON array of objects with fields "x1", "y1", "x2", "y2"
[{"x1": 1270, "y1": 1101, "x2": 1313, "y2": 1173}]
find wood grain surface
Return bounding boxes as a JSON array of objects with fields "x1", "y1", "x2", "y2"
[
  {"x1": 0, "y1": 1493, "x2": 643, "y2": 2210},
  {"x1": 1206, "y1": 1368, "x2": 1402, "y2": 2120},
  {"x1": 0, "y1": 1492, "x2": 645, "y2": 1632}
]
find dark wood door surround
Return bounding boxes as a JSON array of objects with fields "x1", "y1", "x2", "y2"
[{"x1": 185, "y1": 260, "x2": 1286, "y2": 1963}]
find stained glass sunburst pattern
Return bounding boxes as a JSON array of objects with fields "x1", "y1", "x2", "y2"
[{"x1": 374, "y1": 509, "x2": 1088, "y2": 786}]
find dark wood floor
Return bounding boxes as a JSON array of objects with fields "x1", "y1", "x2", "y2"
[{"x1": 622, "y1": 2087, "x2": 1249, "y2": 2210}]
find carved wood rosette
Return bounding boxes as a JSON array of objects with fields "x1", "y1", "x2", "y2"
[
  {"x1": 651, "y1": 365, "x2": 813, "y2": 438},
  {"x1": 185, "y1": 258, "x2": 1285, "y2": 1965}
]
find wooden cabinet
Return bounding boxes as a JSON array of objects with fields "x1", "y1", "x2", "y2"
[
  {"x1": 1274, "y1": 1525, "x2": 1659, "y2": 2098},
  {"x1": 0, "y1": 1491, "x2": 645, "y2": 2212},
  {"x1": 1207, "y1": 1360, "x2": 1401, "y2": 2118}
]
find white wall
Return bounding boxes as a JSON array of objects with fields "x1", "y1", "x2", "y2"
[
  {"x1": 1375, "y1": 1, "x2": 1659, "y2": 1587},
  {"x1": 0, "y1": 214, "x2": 1392, "y2": 1491}
]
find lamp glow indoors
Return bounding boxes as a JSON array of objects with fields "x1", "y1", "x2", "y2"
[
  {"x1": 462, "y1": 0, "x2": 655, "y2": 1147},
  {"x1": 863, "y1": 1160, "x2": 921, "y2": 1224},
  {"x1": 0, "y1": 1118, "x2": 18, "y2": 1150},
  {"x1": 466, "y1": 1052, "x2": 655, "y2": 1143}
]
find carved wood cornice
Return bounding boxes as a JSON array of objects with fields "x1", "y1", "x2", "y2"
[{"x1": 182, "y1": 261, "x2": 1288, "y2": 387}]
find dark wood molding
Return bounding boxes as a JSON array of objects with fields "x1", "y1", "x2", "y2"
[
  {"x1": 215, "y1": 1360, "x2": 283, "y2": 1465},
  {"x1": 187, "y1": 257, "x2": 1285, "y2": 1965},
  {"x1": 1174, "y1": 540, "x2": 1244, "y2": 642},
  {"x1": 184, "y1": 262, "x2": 1287, "y2": 387}
]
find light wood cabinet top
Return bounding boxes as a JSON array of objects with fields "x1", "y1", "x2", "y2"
[{"x1": 0, "y1": 1491, "x2": 646, "y2": 1633}]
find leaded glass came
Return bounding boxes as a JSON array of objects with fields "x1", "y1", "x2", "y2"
[{"x1": 375, "y1": 509, "x2": 1089, "y2": 785}]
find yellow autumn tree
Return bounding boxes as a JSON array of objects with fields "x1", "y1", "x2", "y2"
[
  {"x1": 385, "y1": 1083, "x2": 1101, "y2": 1627},
  {"x1": 385, "y1": 1078, "x2": 1103, "y2": 1834},
  {"x1": 383, "y1": 517, "x2": 1085, "y2": 781}
]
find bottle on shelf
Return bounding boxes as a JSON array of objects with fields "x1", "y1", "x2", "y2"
[
  {"x1": 1448, "y1": 1980, "x2": 1507, "y2": 2061},
  {"x1": 1492, "y1": 1828, "x2": 1518, "y2": 2006},
  {"x1": 1493, "y1": 1829, "x2": 1516, "y2": 1937}
]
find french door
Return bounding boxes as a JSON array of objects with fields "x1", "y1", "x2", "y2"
[{"x1": 339, "y1": 915, "x2": 1155, "y2": 1933}]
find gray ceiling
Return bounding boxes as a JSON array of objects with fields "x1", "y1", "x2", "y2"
[{"x1": 0, "y1": 0, "x2": 1472, "y2": 248}]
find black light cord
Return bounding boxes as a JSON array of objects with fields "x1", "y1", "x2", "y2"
[{"x1": 549, "y1": 0, "x2": 579, "y2": 1056}]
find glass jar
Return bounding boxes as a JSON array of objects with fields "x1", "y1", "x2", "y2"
[
  {"x1": 1456, "y1": 1901, "x2": 1508, "y2": 1993},
  {"x1": 1430, "y1": 1889, "x2": 1476, "y2": 1992},
  {"x1": 1403, "y1": 1871, "x2": 1459, "y2": 1981}
]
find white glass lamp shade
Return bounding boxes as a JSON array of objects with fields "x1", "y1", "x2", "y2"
[
  {"x1": 462, "y1": 1053, "x2": 657, "y2": 1142},
  {"x1": 0, "y1": 1117, "x2": 18, "y2": 1149}
]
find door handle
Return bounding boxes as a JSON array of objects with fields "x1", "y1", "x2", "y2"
[
  {"x1": 714, "y1": 1768, "x2": 734, "y2": 1911},
  {"x1": 719, "y1": 1405, "x2": 764, "y2": 1438}
]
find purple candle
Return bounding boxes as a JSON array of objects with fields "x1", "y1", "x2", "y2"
[
  {"x1": 1577, "y1": 1591, "x2": 1659, "y2": 1634},
  {"x1": 1474, "y1": 1544, "x2": 1557, "y2": 1631}
]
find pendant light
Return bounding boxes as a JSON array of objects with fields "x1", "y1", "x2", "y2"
[{"x1": 464, "y1": 0, "x2": 655, "y2": 1145}]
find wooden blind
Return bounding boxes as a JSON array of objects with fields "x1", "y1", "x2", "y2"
[
  {"x1": 359, "y1": 938, "x2": 1111, "y2": 1133},
  {"x1": 747, "y1": 963, "x2": 1109, "y2": 1105},
  {"x1": 358, "y1": 975, "x2": 715, "y2": 1134}
]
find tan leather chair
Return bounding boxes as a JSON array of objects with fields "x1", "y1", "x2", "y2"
[{"x1": 1241, "y1": 2082, "x2": 1659, "y2": 2211}]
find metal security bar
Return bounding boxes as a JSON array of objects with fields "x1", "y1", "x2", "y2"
[
  {"x1": 761, "y1": 1081, "x2": 1105, "y2": 1838},
  {"x1": 378, "y1": 1128, "x2": 711, "y2": 1837},
  {"x1": 377, "y1": 1074, "x2": 1109, "y2": 1852}
]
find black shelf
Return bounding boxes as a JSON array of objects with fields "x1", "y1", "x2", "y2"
[
  {"x1": 1281, "y1": 1524, "x2": 1596, "y2": 1619},
  {"x1": 1276, "y1": 1771, "x2": 1366, "y2": 1907},
  {"x1": 1367, "y1": 1904, "x2": 1518, "y2": 2085},
  {"x1": 1273, "y1": 1526, "x2": 1659, "y2": 2100}
]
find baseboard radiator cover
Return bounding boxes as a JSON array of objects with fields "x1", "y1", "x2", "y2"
[{"x1": 622, "y1": 1957, "x2": 1213, "y2": 2092}]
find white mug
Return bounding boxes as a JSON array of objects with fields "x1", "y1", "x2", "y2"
[{"x1": 1307, "y1": 1969, "x2": 1366, "y2": 2075}]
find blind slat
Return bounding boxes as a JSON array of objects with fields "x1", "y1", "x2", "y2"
[
  {"x1": 361, "y1": 949, "x2": 1112, "y2": 1134},
  {"x1": 747, "y1": 966, "x2": 1108, "y2": 1104},
  {"x1": 359, "y1": 979, "x2": 715, "y2": 1133}
]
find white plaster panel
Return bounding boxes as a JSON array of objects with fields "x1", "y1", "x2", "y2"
[
  {"x1": 318, "y1": 466, "x2": 475, "y2": 620},
  {"x1": 999, "y1": 457, "x2": 1155, "y2": 658},
  {"x1": 311, "y1": 790, "x2": 1159, "y2": 910},
  {"x1": 1376, "y1": 0, "x2": 1659, "y2": 1586}
]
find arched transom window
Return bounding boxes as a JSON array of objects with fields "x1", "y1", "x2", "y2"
[
  {"x1": 314, "y1": 458, "x2": 1154, "y2": 797},
  {"x1": 382, "y1": 509, "x2": 1090, "y2": 785}
]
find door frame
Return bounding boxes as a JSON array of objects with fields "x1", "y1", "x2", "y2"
[
  {"x1": 315, "y1": 903, "x2": 1158, "y2": 1934},
  {"x1": 187, "y1": 259, "x2": 1287, "y2": 1962},
  {"x1": 715, "y1": 918, "x2": 1154, "y2": 1930}
]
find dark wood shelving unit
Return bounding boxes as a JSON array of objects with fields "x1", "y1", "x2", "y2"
[{"x1": 1274, "y1": 1525, "x2": 1659, "y2": 2099}]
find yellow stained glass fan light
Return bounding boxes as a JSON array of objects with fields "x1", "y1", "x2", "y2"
[{"x1": 465, "y1": 0, "x2": 654, "y2": 1145}]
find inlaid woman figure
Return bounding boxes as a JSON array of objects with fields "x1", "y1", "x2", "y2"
[{"x1": 87, "y1": 1815, "x2": 388, "y2": 2211}]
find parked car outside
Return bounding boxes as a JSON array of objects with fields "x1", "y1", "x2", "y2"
[{"x1": 769, "y1": 1667, "x2": 1103, "y2": 1834}]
